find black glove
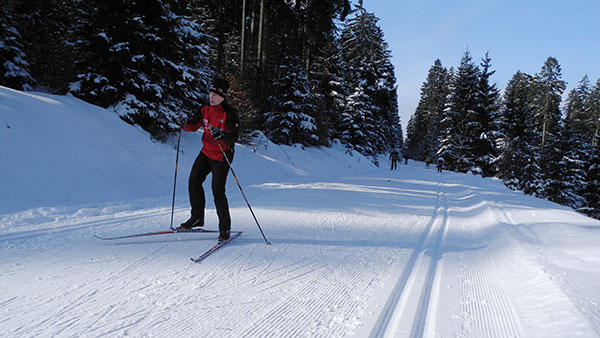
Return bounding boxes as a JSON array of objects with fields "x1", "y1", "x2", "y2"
[{"x1": 209, "y1": 125, "x2": 224, "y2": 140}]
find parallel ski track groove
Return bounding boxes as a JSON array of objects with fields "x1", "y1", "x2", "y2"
[
  {"x1": 240, "y1": 246, "x2": 390, "y2": 337},
  {"x1": 460, "y1": 250, "x2": 520, "y2": 337},
  {"x1": 409, "y1": 191, "x2": 449, "y2": 338},
  {"x1": 369, "y1": 183, "x2": 444, "y2": 338}
]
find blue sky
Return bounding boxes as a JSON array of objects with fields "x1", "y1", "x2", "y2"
[{"x1": 363, "y1": 0, "x2": 600, "y2": 131}]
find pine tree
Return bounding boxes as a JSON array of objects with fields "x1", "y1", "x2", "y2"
[
  {"x1": 586, "y1": 79, "x2": 600, "y2": 147},
  {"x1": 339, "y1": 4, "x2": 400, "y2": 156},
  {"x1": 497, "y1": 71, "x2": 540, "y2": 192},
  {"x1": 439, "y1": 50, "x2": 480, "y2": 173},
  {"x1": 531, "y1": 57, "x2": 567, "y2": 199},
  {"x1": 71, "y1": 0, "x2": 214, "y2": 138},
  {"x1": 312, "y1": 35, "x2": 351, "y2": 144},
  {"x1": 340, "y1": 83, "x2": 378, "y2": 156},
  {"x1": 559, "y1": 76, "x2": 593, "y2": 206},
  {"x1": 581, "y1": 78, "x2": 600, "y2": 216},
  {"x1": 581, "y1": 144, "x2": 600, "y2": 218},
  {"x1": 472, "y1": 52, "x2": 500, "y2": 177},
  {"x1": 263, "y1": 55, "x2": 319, "y2": 145},
  {"x1": 405, "y1": 59, "x2": 450, "y2": 161},
  {"x1": 10, "y1": 0, "x2": 81, "y2": 92},
  {"x1": 532, "y1": 57, "x2": 566, "y2": 150},
  {"x1": 0, "y1": 5, "x2": 35, "y2": 90}
]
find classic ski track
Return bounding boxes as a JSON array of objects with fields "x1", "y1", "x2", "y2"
[
  {"x1": 240, "y1": 246, "x2": 390, "y2": 337},
  {"x1": 72, "y1": 237, "x2": 252, "y2": 336},
  {"x1": 0, "y1": 208, "x2": 175, "y2": 242},
  {"x1": 127, "y1": 245, "x2": 347, "y2": 336},
  {"x1": 6, "y1": 240, "x2": 172, "y2": 337},
  {"x1": 408, "y1": 191, "x2": 449, "y2": 338},
  {"x1": 454, "y1": 204, "x2": 521, "y2": 338},
  {"x1": 491, "y1": 204, "x2": 600, "y2": 335},
  {"x1": 192, "y1": 245, "x2": 339, "y2": 305},
  {"x1": 369, "y1": 183, "x2": 444, "y2": 338}
]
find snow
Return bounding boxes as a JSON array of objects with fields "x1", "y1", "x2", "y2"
[{"x1": 1, "y1": 85, "x2": 600, "y2": 337}]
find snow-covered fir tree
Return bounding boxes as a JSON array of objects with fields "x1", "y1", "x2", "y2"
[
  {"x1": 340, "y1": 82, "x2": 379, "y2": 157},
  {"x1": 405, "y1": 59, "x2": 449, "y2": 161},
  {"x1": 339, "y1": 4, "x2": 401, "y2": 157},
  {"x1": 70, "y1": 0, "x2": 214, "y2": 138},
  {"x1": 586, "y1": 79, "x2": 600, "y2": 147},
  {"x1": 310, "y1": 35, "x2": 351, "y2": 144},
  {"x1": 581, "y1": 144, "x2": 600, "y2": 218},
  {"x1": 531, "y1": 57, "x2": 566, "y2": 150},
  {"x1": 531, "y1": 57, "x2": 567, "y2": 199},
  {"x1": 439, "y1": 50, "x2": 480, "y2": 173},
  {"x1": 472, "y1": 52, "x2": 501, "y2": 177},
  {"x1": 263, "y1": 56, "x2": 319, "y2": 145},
  {"x1": 580, "y1": 79, "x2": 600, "y2": 217},
  {"x1": 497, "y1": 71, "x2": 540, "y2": 192},
  {"x1": 0, "y1": 6, "x2": 35, "y2": 91}
]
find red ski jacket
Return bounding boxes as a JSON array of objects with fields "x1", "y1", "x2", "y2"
[{"x1": 183, "y1": 103, "x2": 239, "y2": 161}]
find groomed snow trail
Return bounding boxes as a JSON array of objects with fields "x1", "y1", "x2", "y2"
[{"x1": 2, "y1": 166, "x2": 599, "y2": 337}]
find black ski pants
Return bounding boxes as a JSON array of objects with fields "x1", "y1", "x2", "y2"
[{"x1": 188, "y1": 151, "x2": 232, "y2": 238}]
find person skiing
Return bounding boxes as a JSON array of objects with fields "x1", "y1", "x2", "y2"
[
  {"x1": 389, "y1": 150, "x2": 400, "y2": 170},
  {"x1": 436, "y1": 156, "x2": 444, "y2": 173},
  {"x1": 425, "y1": 156, "x2": 432, "y2": 169},
  {"x1": 179, "y1": 78, "x2": 239, "y2": 243}
]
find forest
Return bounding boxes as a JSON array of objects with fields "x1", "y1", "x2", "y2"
[
  {"x1": 0, "y1": 0, "x2": 402, "y2": 160},
  {"x1": 404, "y1": 52, "x2": 600, "y2": 219},
  {"x1": 1, "y1": 0, "x2": 598, "y2": 219}
]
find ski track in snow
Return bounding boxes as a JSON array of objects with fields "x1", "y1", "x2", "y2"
[
  {"x1": 2, "y1": 169, "x2": 600, "y2": 337},
  {"x1": 368, "y1": 177, "x2": 525, "y2": 338}
]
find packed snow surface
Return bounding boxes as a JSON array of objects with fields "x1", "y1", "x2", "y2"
[{"x1": 1, "y1": 86, "x2": 600, "y2": 337}]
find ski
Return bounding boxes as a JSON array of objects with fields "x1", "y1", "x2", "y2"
[
  {"x1": 191, "y1": 231, "x2": 243, "y2": 263},
  {"x1": 94, "y1": 227, "x2": 218, "y2": 240}
]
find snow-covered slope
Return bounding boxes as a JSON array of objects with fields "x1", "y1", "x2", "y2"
[{"x1": 1, "y1": 86, "x2": 600, "y2": 337}]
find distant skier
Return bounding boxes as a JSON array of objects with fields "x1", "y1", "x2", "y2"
[
  {"x1": 179, "y1": 78, "x2": 239, "y2": 244},
  {"x1": 425, "y1": 156, "x2": 432, "y2": 169},
  {"x1": 389, "y1": 150, "x2": 400, "y2": 170},
  {"x1": 436, "y1": 156, "x2": 444, "y2": 173}
]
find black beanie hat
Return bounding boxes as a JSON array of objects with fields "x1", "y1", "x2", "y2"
[{"x1": 209, "y1": 78, "x2": 229, "y2": 97}]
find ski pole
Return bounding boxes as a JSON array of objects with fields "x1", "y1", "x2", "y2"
[
  {"x1": 217, "y1": 141, "x2": 271, "y2": 245},
  {"x1": 169, "y1": 129, "x2": 182, "y2": 230}
]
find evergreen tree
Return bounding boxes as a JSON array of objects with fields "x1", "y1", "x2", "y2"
[
  {"x1": 497, "y1": 71, "x2": 540, "y2": 192},
  {"x1": 10, "y1": 0, "x2": 81, "y2": 92},
  {"x1": 531, "y1": 57, "x2": 566, "y2": 150},
  {"x1": 473, "y1": 52, "x2": 500, "y2": 177},
  {"x1": 70, "y1": 0, "x2": 214, "y2": 138},
  {"x1": 340, "y1": 83, "x2": 378, "y2": 156},
  {"x1": 581, "y1": 145, "x2": 600, "y2": 218},
  {"x1": 405, "y1": 59, "x2": 449, "y2": 161},
  {"x1": 531, "y1": 57, "x2": 567, "y2": 199},
  {"x1": 0, "y1": 5, "x2": 35, "y2": 91},
  {"x1": 439, "y1": 50, "x2": 480, "y2": 173},
  {"x1": 586, "y1": 79, "x2": 600, "y2": 147},
  {"x1": 263, "y1": 55, "x2": 319, "y2": 145},
  {"x1": 309, "y1": 32, "x2": 349, "y2": 145},
  {"x1": 579, "y1": 78, "x2": 600, "y2": 216},
  {"x1": 339, "y1": 4, "x2": 400, "y2": 156},
  {"x1": 560, "y1": 76, "x2": 593, "y2": 203}
]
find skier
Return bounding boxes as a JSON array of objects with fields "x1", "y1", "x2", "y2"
[
  {"x1": 389, "y1": 150, "x2": 400, "y2": 170},
  {"x1": 179, "y1": 78, "x2": 239, "y2": 243},
  {"x1": 436, "y1": 156, "x2": 444, "y2": 173},
  {"x1": 425, "y1": 156, "x2": 432, "y2": 169}
]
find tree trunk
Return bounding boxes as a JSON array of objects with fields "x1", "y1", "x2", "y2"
[
  {"x1": 240, "y1": 0, "x2": 247, "y2": 77},
  {"x1": 257, "y1": 0, "x2": 265, "y2": 72},
  {"x1": 216, "y1": 0, "x2": 225, "y2": 73}
]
